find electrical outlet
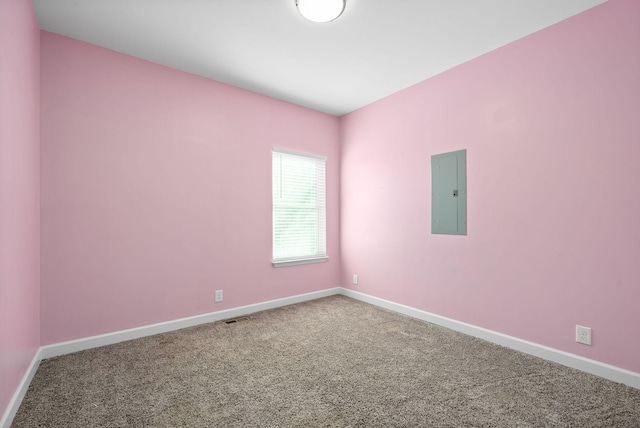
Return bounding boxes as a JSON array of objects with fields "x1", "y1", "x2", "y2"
[
  {"x1": 576, "y1": 325, "x2": 591, "y2": 345},
  {"x1": 352, "y1": 274, "x2": 358, "y2": 285},
  {"x1": 215, "y1": 290, "x2": 223, "y2": 303}
]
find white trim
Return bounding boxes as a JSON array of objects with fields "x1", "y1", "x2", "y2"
[
  {"x1": 5, "y1": 286, "x2": 638, "y2": 427},
  {"x1": 272, "y1": 147, "x2": 327, "y2": 161},
  {"x1": 0, "y1": 349, "x2": 41, "y2": 428},
  {"x1": 41, "y1": 287, "x2": 341, "y2": 359},
  {"x1": 338, "y1": 288, "x2": 640, "y2": 390},
  {"x1": 272, "y1": 256, "x2": 328, "y2": 267},
  {"x1": 3, "y1": 288, "x2": 342, "y2": 426}
]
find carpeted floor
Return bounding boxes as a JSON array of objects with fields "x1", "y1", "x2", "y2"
[{"x1": 12, "y1": 295, "x2": 640, "y2": 427}]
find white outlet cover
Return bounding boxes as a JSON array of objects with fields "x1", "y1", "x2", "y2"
[
  {"x1": 215, "y1": 290, "x2": 223, "y2": 303},
  {"x1": 576, "y1": 325, "x2": 592, "y2": 345},
  {"x1": 352, "y1": 274, "x2": 358, "y2": 285}
]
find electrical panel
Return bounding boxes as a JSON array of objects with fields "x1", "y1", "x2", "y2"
[{"x1": 431, "y1": 149, "x2": 467, "y2": 235}]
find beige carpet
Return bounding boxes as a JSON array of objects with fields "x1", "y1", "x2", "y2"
[{"x1": 12, "y1": 295, "x2": 640, "y2": 427}]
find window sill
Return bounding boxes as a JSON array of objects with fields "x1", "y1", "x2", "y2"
[{"x1": 272, "y1": 256, "x2": 328, "y2": 268}]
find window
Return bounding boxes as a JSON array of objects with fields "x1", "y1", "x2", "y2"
[{"x1": 272, "y1": 148, "x2": 327, "y2": 267}]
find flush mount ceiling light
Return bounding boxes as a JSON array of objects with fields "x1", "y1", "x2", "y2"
[{"x1": 296, "y1": 0, "x2": 345, "y2": 23}]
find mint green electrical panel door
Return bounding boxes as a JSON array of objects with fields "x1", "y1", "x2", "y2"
[{"x1": 431, "y1": 149, "x2": 466, "y2": 235}]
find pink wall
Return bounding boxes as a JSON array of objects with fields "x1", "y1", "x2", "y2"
[
  {"x1": 340, "y1": 0, "x2": 640, "y2": 373},
  {"x1": 40, "y1": 32, "x2": 340, "y2": 345},
  {"x1": 0, "y1": 0, "x2": 41, "y2": 417}
]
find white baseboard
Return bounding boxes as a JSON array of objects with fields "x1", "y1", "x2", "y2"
[
  {"x1": 3, "y1": 287, "x2": 342, "y2": 426},
  {"x1": 339, "y1": 288, "x2": 640, "y2": 390},
  {"x1": 41, "y1": 287, "x2": 341, "y2": 359},
  {"x1": 5, "y1": 285, "x2": 638, "y2": 427},
  {"x1": 0, "y1": 349, "x2": 42, "y2": 428}
]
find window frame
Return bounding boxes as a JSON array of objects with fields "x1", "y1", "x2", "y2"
[{"x1": 272, "y1": 148, "x2": 328, "y2": 268}]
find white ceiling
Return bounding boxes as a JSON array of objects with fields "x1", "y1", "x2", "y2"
[{"x1": 32, "y1": 0, "x2": 607, "y2": 116}]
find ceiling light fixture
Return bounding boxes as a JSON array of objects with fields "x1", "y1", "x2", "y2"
[{"x1": 296, "y1": 0, "x2": 345, "y2": 23}]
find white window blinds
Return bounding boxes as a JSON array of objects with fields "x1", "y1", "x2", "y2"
[{"x1": 272, "y1": 148, "x2": 327, "y2": 267}]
